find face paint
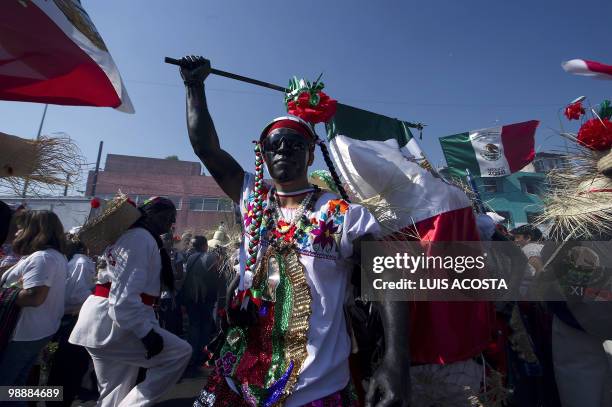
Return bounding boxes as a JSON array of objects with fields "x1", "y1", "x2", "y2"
[
  {"x1": 262, "y1": 128, "x2": 313, "y2": 183},
  {"x1": 149, "y1": 209, "x2": 177, "y2": 235}
]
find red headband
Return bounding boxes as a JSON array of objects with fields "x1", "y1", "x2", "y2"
[{"x1": 262, "y1": 119, "x2": 314, "y2": 141}]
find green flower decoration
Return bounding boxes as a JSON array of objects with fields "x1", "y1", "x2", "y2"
[{"x1": 598, "y1": 100, "x2": 612, "y2": 120}]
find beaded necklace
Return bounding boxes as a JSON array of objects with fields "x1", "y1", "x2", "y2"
[
  {"x1": 270, "y1": 191, "x2": 314, "y2": 235},
  {"x1": 258, "y1": 185, "x2": 320, "y2": 252}
]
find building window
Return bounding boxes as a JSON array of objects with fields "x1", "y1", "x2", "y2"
[
  {"x1": 203, "y1": 198, "x2": 219, "y2": 211},
  {"x1": 188, "y1": 197, "x2": 233, "y2": 212},
  {"x1": 521, "y1": 179, "x2": 541, "y2": 195},
  {"x1": 482, "y1": 179, "x2": 501, "y2": 193},
  {"x1": 189, "y1": 197, "x2": 204, "y2": 211},
  {"x1": 526, "y1": 211, "x2": 542, "y2": 225},
  {"x1": 218, "y1": 199, "x2": 234, "y2": 212}
]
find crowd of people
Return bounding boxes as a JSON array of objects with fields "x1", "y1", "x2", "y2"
[
  {"x1": 0, "y1": 54, "x2": 610, "y2": 407},
  {"x1": 0, "y1": 201, "x2": 233, "y2": 406},
  {"x1": 1, "y1": 202, "x2": 605, "y2": 407}
]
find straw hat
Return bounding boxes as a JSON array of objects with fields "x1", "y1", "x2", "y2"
[
  {"x1": 0, "y1": 132, "x2": 82, "y2": 184},
  {"x1": 539, "y1": 145, "x2": 612, "y2": 239},
  {"x1": 597, "y1": 150, "x2": 612, "y2": 176},
  {"x1": 0, "y1": 132, "x2": 39, "y2": 178},
  {"x1": 78, "y1": 194, "x2": 141, "y2": 255},
  {"x1": 577, "y1": 175, "x2": 612, "y2": 195},
  {"x1": 208, "y1": 226, "x2": 230, "y2": 248}
]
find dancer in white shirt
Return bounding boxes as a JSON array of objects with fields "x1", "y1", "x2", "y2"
[
  {"x1": 70, "y1": 197, "x2": 191, "y2": 407},
  {"x1": 178, "y1": 56, "x2": 410, "y2": 407}
]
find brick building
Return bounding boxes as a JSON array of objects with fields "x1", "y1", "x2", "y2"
[{"x1": 85, "y1": 154, "x2": 237, "y2": 235}]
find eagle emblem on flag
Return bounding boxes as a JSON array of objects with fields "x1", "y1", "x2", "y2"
[{"x1": 481, "y1": 143, "x2": 502, "y2": 161}]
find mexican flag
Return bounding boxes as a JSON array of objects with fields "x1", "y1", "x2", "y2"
[
  {"x1": 0, "y1": 0, "x2": 133, "y2": 112},
  {"x1": 439, "y1": 120, "x2": 539, "y2": 179},
  {"x1": 326, "y1": 103, "x2": 493, "y2": 364}
]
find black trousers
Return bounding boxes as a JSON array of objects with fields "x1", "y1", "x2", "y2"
[{"x1": 46, "y1": 315, "x2": 93, "y2": 406}]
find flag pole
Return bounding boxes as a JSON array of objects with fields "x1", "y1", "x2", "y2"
[
  {"x1": 21, "y1": 104, "x2": 48, "y2": 198},
  {"x1": 164, "y1": 57, "x2": 287, "y2": 93},
  {"x1": 465, "y1": 168, "x2": 485, "y2": 213},
  {"x1": 165, "y1": 57, "x2": 426, "y2": 131}
]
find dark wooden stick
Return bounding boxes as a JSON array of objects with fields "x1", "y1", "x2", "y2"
[
  {"x1": 164, "y1": 57, "x2": 287, "y2": 93},
  {"x1": 165, "y1": 57, "x2": 426, "y2": 131}
]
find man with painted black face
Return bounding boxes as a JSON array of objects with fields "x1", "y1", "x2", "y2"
[{"x1": 179, "y1": 56, "x2": 410, "y2": 407}]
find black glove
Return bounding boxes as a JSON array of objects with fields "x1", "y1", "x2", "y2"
[
  {"x1": 141, "y1": 329, "x2": 164, "y2": 359},
  {"x1": 179, "y1": 55, "x2": 211, "y2": 85}
]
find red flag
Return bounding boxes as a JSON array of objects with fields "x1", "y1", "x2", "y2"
[
  {"x1": 0, "y1": 0, "x2": 134, "y2": 112},
  {"x1": 328, "y1": 105, "x2": 495, "y2": 364},
  {"x1": 562, "y1": 59, "x2": 612, "y2": 80}
]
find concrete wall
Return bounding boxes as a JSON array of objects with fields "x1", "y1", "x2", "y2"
[{"x1": 0, "y1": 197, "x2": 91, "y2": 232}]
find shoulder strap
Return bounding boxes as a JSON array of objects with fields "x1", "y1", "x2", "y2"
[
  {"x1": 186, "y1": 252, "x2": 204, "y2": 270},
  {"x1": 200, "y1": 252, "x2": 218, "y2": 273}
]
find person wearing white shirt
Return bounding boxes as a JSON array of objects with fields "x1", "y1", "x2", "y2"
[
  {"x1": 69, "y1": 197, "x2": 191, "y2": 407},
  {"x1": 0, "y1": 210, "x2": 68, "y2": 391},
  {"x1": 47, "y1": 237, "x2": 97, "y2": 406},
  {"x1": 511, "y1": 224, "x2": 544, "y2": 296},
  {"x1": 65, "y1": 251, "x2": 96, "y2": 313},
  {"x1": 178, "y1": 56, "x2": 410, "y2": 407}
]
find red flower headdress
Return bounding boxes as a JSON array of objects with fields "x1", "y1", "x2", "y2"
[
  {"x1": 284, "y1": 75, "x2": 337, "y2": 124},
  {"x1": 577, "y1": 117, "x2": 612, "y2": 151},
  {"x1": 574, "y1": 99, "x2": 612, "y2": 151}
]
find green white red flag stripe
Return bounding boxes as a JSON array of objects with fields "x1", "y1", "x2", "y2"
[
  {"x1": 326, "y1": 103, "x2": 493, "y2": 364},
  {"x1": 439, "y1": 120, "x2": 539, "y2": 179},
  {"x1": 326, "y1": 103, "x2": 470, "y2": 226},
  {"x1": 0, "y1": 0, "x2": 133, "y2": 112},
  {"x1": 562, "y1": 59, "x2": 612, "y2": 80}
]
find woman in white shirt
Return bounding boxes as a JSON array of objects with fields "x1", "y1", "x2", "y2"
[{"x1": 0, "y1": 210, "x2": 68, "y2": 387}]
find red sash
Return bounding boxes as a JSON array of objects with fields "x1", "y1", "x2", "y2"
[{"x1": 93, "y1": 282, "x2": 158, "y2": 306}]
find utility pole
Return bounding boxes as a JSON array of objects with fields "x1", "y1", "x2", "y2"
[
  {"x1": 21, "y1": 104, "x2": 48, "y2": 198},
  {"x1": 63, "y1": 173, "x2": 70, "y2": 197},
  {"x1": 90, "y1": 141, "x2": 104, "y2": 197}
]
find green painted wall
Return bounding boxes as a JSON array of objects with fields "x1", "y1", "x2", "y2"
[{"x1": 475, "y1": 172, "x2": 546, "y2": 228}]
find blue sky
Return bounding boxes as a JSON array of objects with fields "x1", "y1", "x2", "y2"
[{"x1": 1, "y1": 0, "x2": 611, "y2": 194}]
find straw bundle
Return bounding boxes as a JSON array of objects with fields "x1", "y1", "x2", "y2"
[
  {"x1": 78, "y1": 194, "x2": 142, "y2": 255},
  {"x1": 0, "y1": 132, "x2": 83, "y2": 194},
  {"x1": 410, "y1": 362, "x2": 508, "y2": 407},
  {"x1": 537, "y1": 142, "x2": 612, "y2": 240}
]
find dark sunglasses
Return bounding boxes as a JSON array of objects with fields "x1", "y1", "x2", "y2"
[{"x1": 262, "y1": 132, "x2": 311, "y2": 153}]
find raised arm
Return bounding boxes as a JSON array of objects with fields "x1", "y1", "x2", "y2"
[{"x1": 179, "y1": 56, "x2": 244, "y2": 203}]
